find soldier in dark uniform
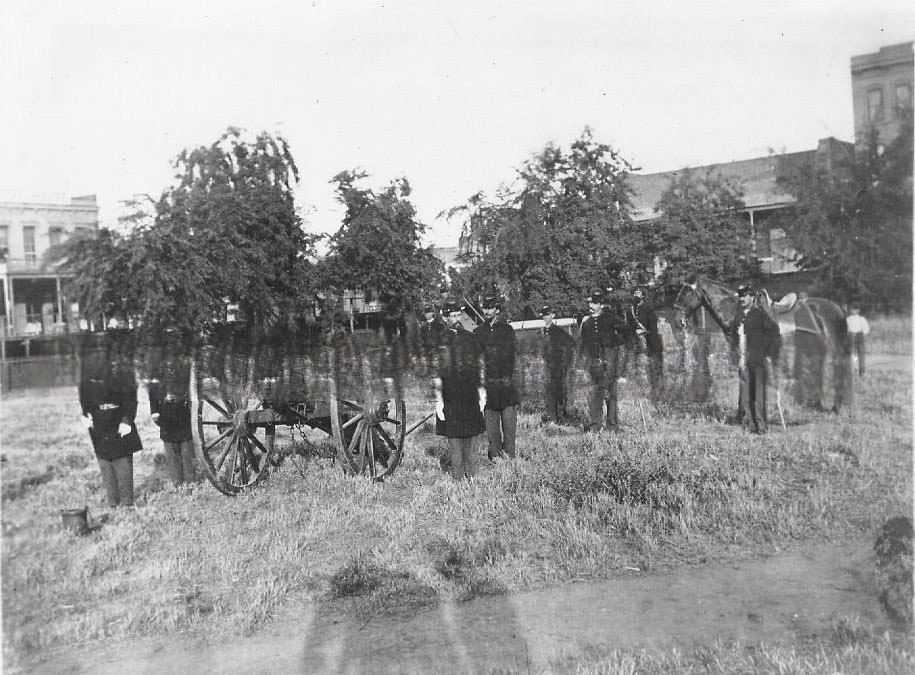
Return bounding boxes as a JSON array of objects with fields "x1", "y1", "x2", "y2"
[
  {"x1": 418, "y1": 304, "x2": 447, "y2": 379},
  {"x1": 539, "y1": 304, "x2": 575, "y2": 424},
  {"x1": 627, "y1": 287, "x2": 664, "y2": 401},
  {"x1": 78, "y1": 330, "x2": 143, "y2": 507},
  {"x1": 475, "y1": 294, "x2": 519, "y2": 460},
  {"x1": 148, "y1": 332, "x2": 196, "y2": 485},
  {"x1": 434, "y1": 301, "x2": 486, "y2": 479},
  {"x1": 579, "y1": 289, "x2": 629, "y2": 432},
  {"x1": 729, "y1": 284, "x2": 782, "y2": 434}
]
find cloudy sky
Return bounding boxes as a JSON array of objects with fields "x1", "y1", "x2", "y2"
[{"x1": 1, "y1": 1, "x2": 913, "y2": 246}]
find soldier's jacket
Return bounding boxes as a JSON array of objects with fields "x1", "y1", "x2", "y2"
[
  {"x1": 148, "y1": 357, "x2": 193, "y2": 443},
  {"x1": 729, "y1": 306, "x2": 782, "y2": 368},
  {"x1": 580, "y1": 311, "x2": 629, "y2": 360},
  {"x1": 542, "y1": 324, "x2": 575, "y2": 376},
  {"x1": 79, "y1": 354, "x2": 143, "y2": 461},
  {"x1": 474, "y1": 319, "x2": 516, "y2": 381},
  {"x1": 627, "y1": 302, "x2": 663, "y2": 355}
]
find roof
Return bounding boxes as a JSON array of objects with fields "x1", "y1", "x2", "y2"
[{"x1": 627, "y1": 147, "x2": 839, "y2": 222}]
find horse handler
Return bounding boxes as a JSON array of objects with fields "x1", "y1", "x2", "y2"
[{"x1": 732, "y1": 284, "x2": 782, "y2": 434}]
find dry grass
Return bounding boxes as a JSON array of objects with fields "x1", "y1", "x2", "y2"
[
  {"x1": 1, "y1": 317, "x2": 911, "y2": 669},
  {"x1": 545, "y1": 617, "x2": 914, "y2": 674}
]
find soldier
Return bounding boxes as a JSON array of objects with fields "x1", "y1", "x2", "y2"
[
  {"x1": 846, "y1": 305, "x2": 870, "y2": 378},
  {"x1": 148, "y1": 332, "x2": 196, "y2": 485},
  {"x1": 78, "y1": 330, "x2": 143, "y2": 507},
  {"x1": 475, "y1": 294, "x2": 519, "y2": 461},
  {"x1": 540, "y1": 304, "x2": 575, "y2": 424},
  {"x1": 434, "y1": 301, "x2": 486, "y2": 479},
  {"x1": 418, "y1": 304, "x2": 447, "y2": 377},
  {"x1": 730, "y1": 283, "x2": 782, "y2": 434},
  {"x1": 579, "y1": 288, "x2": 629, "y2": 432},
  {"x1": 627, "y1": 287, "x2": 664, "y2": 401}
]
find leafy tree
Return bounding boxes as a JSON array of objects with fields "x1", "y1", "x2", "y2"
[
  {"x1": 51, "y1": 128, "x2": 318, "y2": 335},
  {"x1": 447, "y1": 128, "x2": 637, "y2": 316},
  {"x1": 321, "y1": 171, "x2": 444, "y2": 318},
  {"x1": 775, "y1": 115, "x2": 913, "y2": 309},
  {"x1": 641, "y1": 168, "x2": 758, "y2": 293}
]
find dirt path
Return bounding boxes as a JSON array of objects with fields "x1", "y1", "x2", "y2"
[{"x1": 21, "y1": 539, "x2": 891, "y2": 674}]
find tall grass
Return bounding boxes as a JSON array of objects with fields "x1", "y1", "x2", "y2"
[{"x1": 1, "y1": 317, "x2": 911, "y2": 668}]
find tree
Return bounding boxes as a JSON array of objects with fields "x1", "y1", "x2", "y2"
[
  {"x1": 320, "y1": 171, "x2": 444, "y2": 318},
  {"x1": 51, "y1": 128, "x2": 318, "y2": 335},
  {"x1": 447, "y1": 128, "x2": 637, "y2": 316},
  {"x1": 775, "y1": 116, "x2": 913, "y2": 309},
  {"x1": 640, "y1": 168, "x2": 758, "y2": 293}
]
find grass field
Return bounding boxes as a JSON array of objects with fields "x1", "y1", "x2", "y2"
[{"x1": 1, "y1": 317, "x2": 912, "y2": 670}]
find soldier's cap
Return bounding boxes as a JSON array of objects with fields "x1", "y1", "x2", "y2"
[
  {"x1": 441, "y1": 300, "x2": 465, "y2": 315},
  {"x1": 481, "y1": 295, "x2": 503, "y2": 310},
  {"x1": 539, "y1": 304, "x2": 555, "y2": 316},
  {"x1": 586, "y1": 290, "x2": 607, "y2": 304}
]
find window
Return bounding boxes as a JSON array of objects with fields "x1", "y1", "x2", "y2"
[
  {"x1": 0, "y1": 223, "x2": 8, "y2": 260},
  {"x1": 23, "y1": 225, "x2": 36, "y2": 264},
  {"x1": 49, "y1": 225, "x2": 65, "y2": 248},
  {"x1": 895, "y1": 83, "x2": 912, "y2": 115},
  {"x1": 867, "y1": 87, "x2": 884, "y2": 123}
]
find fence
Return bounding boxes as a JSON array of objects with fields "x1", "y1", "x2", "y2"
[{"x1": 1, "y1": 356, "x2": 79, "y2": 391}]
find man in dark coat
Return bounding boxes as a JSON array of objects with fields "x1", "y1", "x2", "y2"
[
  {"x1": 79, "y1": 330, "x2": 143, "y2": 507},
  {"x1": 730, "y1": 284, "x2": 782, "y2": 434},
  {"x1": 627, "y1": 287, "x2": 664, "y2": 401},
  {"x1": 579, "y1": 289, "x2": 629, "y2": 432},
  {"x1": 540, "y1": 304, "x2": 575, "y2": 424},
  {"x1": 434, "y1": 301, "x2": 486, "y2": 479},
  {"x1": 148, "y1": 333, "x2": 196, "y2": 485},
  {"x1": 475, "y1": 294, "x2": 519, "y2": 460}
]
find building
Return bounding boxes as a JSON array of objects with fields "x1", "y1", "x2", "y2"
[
  {"x1": 851, "y1": 41, "x2": 914, "y2": 149},
  {"x1": 0, "y1": 195, "x2": 99, "y2": 345},
  {"x1": 628, "y1": 137, "x2": 855, "y2": 278}
]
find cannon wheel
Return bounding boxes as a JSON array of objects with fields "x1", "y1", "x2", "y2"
[
  {"x1": 194, "y1": 373, "x2": 275, "y2": 496},
  {"x1": 329, "y1": 397, "x2": 406, "y2": 481}
]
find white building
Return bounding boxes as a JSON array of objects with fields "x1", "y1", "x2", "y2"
[{"x1": 0, "y1": 194, "x2": 99, "y2": 339}]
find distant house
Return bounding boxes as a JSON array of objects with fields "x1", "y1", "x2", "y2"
[
  {"x1": 0, "y1": 194, "x2": 99, "y2": 343},
  {"x1": 627, "y1": 137, "x2": 855, "y2": 278}
]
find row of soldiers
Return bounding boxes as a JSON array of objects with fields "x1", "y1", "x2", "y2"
[{"x1": 418, "y1": 287, "x2": 665, "y2": 479}]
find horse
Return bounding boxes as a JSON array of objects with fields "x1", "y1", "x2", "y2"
[{"x1": 675, "y1": 277, "x2": 853, "y2": 412}]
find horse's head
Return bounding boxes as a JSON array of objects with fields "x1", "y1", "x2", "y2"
[{"x1": 674, "y1": 282, "x2": 703, "y2": 315}]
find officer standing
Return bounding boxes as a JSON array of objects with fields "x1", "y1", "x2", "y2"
[
  {"x1": 731, "y1": 284, "x2": 782, "y2": 434},
  {"x1": 579, "y1": 289, "x2": 629, "y2": 432},
  {"x1": 434, "y1": 301, "x2": 486, "y2": 480},
  {"x1": 627, "y1": 287, "x2": 664, "y2": 401},
  {"x1": 475, "y1": 294, "x2": 519, "y2": 460},
  {"x1": 148, "y1": 332, "x2": 196, "y2": 486},
  {"x1": 79, "y1": 330, "x2": 143, "y2": 507},
  {"x1": 540, "y1": 304, "x2": 575, "y2": 424}
]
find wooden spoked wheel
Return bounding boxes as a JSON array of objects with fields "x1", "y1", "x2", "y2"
[
  {"x1": 195, "y1": 376, "x2": 275, "y2": 496},
  {"x1": 329, "y1": 397, "x2": 406, "y2": 481}
]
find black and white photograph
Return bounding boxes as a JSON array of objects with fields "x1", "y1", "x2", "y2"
[{"x1": 1, "y1": 1, "x2": 913, "y2": 672}]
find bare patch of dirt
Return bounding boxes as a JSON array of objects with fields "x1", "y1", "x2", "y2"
[{"x1": 18, "y1": 539, "x2": 896, "y2": 674}]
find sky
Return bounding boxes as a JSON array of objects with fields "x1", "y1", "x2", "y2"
[{"x1": 1, "y1": 1, "x2": 913, "y2": 247}]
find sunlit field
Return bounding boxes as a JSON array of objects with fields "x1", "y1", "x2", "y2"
[{"x1": 2, "y1": 317, "x2": 911, "y2": 671}]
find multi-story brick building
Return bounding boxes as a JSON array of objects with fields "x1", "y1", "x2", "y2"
[
  {"x1": 0, "y1": 194, "x2": 99, "y2": 344},
  {"x1": 851, "y1": 41, "x2": 914, "y2": 149}
]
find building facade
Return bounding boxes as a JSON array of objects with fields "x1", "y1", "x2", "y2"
[
  {"x1": 851, "y1": 41, "x2": 914, "y2": 149},
  {"x1": 0, "y1": 195, "x2": 99, "y2": 340}
]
